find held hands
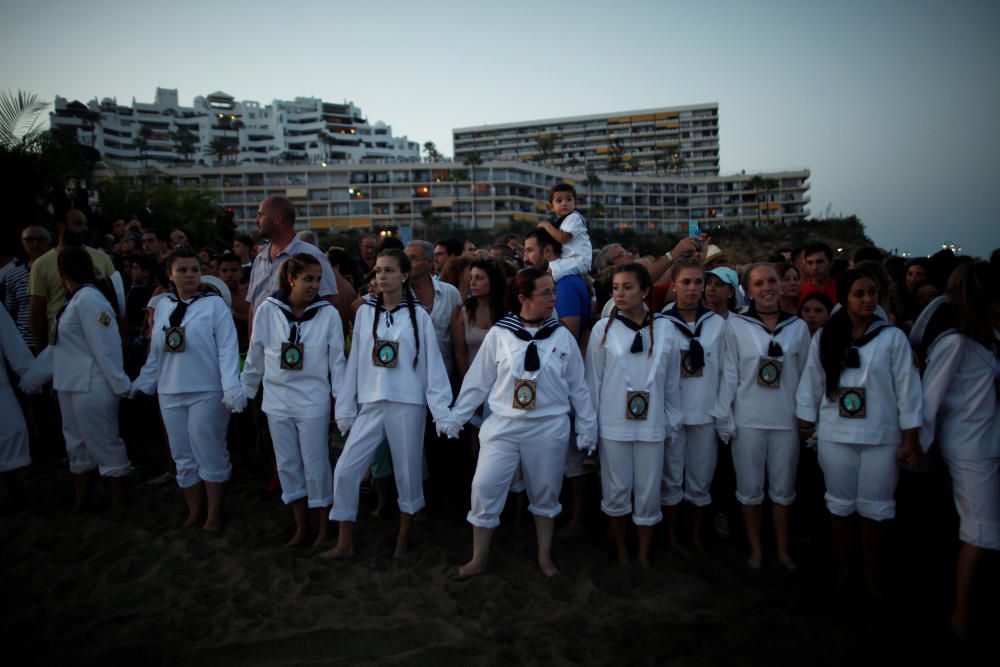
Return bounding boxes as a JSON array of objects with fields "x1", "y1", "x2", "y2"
[
  {"x1": 576, "y1": 434, "x2": 596, "y2": 457},
  {"x1": 127, "y1": 380, "x2": 144, "y2": 400},
  {"x1": 436, "y1": 419, "x2": 462, "y2": 440},
  {"x1": 223, "y1": 386, "x2": 248, "y2": 413},
  {"x1": 897, "y1": 438, "x2": 922, "y2": 469},
  {"x1": 336, "y1": 418, "x2": 355, "y2": 437},
  {"x1": 714, "y1": 416, "x2": 734, "y2": 444},
  {"x1": 18, "y1": 377, "x2": 43, "y2": 395}
]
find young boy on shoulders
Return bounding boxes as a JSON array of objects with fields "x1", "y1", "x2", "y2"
[{"x1": 537, "y1": 183, "x2": 592, "y2": 283}]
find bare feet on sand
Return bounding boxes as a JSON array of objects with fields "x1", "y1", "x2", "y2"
[
  {"x1": 203, "y1": 516, "x2": 222, "y2": 533},
  {"x1": 538, "y1": 558, "x2": 560, "y2": 579},
  {"x1": 450, "y1": 560, "x2": 487, "y2": 581},
  {"x1": 319, "y1": 544, "x2": 354, "y2": 560},
  {"x1": 777, "y1": 552, "x2": 798, "y2": 572},
  {"x1": 747, "y1": 551, "x2": 764, "y2": 570}
]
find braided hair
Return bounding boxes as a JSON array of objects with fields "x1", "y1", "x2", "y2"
[
  {"x1": 818, "y1": 268, "x2": 869, "y2": 400},
  {"x1": 600, "y1": 262, "x2": 655, "y2": 357},
  {"x1": 371, "y1": 249, "x2": 421, "y2": 369}
]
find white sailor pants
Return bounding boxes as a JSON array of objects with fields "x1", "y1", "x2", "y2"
[
  {"x1": 268, "y1": 413, "x2": 333, "y2": 508},
  {"x1": 661, "y1": 423, "x2": 717, "y2": 507},
  {"x1": 468, "y1": 413, "x2": 569, "y2": 528},
  {"x1": 331, "y1": 401, "x2": 426, "y2": 521},
  {"x1": 817, "y1": 439, "x2": 897, "y2": 520},
  {"x1": 58, "y1": 387, "x2": 130, "y2": 477},
  {"x1": 0, "y1": 384, "x2": 30, "y2": 472},
  {"x1": 159, "y1": 391, "x2": 232, "y2": 488},
  {"x1": 942, "y1": 454, "x2": 1000, "y2": 550},
  {"x1": 732, "y1": 426, "x2": 799, "y2": 506},
  {"x1": 599, "y1": 438, "x2": 664, "y2": 525}
]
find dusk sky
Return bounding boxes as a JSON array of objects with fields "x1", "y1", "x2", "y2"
[{"x1": 3, "y1": 0, "x2": 997, "y2": 256}]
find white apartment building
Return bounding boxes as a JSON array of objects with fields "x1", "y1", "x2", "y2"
[
  {"x1": 51, "y1": 88, "x2": 420, "y2": 168},
  {"x1": 107, "y1": 161, "x2": 808, "y2": 239},
  {"x1": 454, "y1": 104, "x2": 720, "y2": 177}
]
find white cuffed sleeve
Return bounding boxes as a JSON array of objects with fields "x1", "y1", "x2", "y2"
[
  {"x1": 333, "y1": 308, "x2": 361, "y2": 423},
  {"x1": 890, "y1": 330, "x2": 923, "y2": 431},
  {"x1": 213, "y1": 299, "x2": 241, "y2": 393},
  {"x1": 240, "y1": 305, "x2": 269, "y2": 400},
  {"x1": 795, "y1": 333, "x2": 825, "y2": 424},
  {"x1": 420, "y1": 311, "x2": 453, "y2": 423},
  {"x1": 919, "y1": 334, "x2": 961, "y2": 452}
]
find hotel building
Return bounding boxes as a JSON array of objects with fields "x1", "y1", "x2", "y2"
[
  {"x1": 107, "y1": 161, "x2": 809, "y2": 239},
  {"x1": 51, "y1": 88, "x2": 419, "y2": 168},
  {"x1": 453, "y1": 104, "x2": 720, "y2": 177}
]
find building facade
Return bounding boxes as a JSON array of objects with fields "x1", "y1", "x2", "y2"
[
  {"x1": 453, "y1": 104, "x2": 720, "y2": 177},
  {"x1": 51, "y1": 88, "x2": 420, "y2": 169},
  {"x1": 106, "y1": 161, "x2": 808, "y2": 239}
]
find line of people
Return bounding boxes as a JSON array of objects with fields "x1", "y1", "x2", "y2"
[{"x1": 1, "y1": 192, "x2": 997, "y2": 642}]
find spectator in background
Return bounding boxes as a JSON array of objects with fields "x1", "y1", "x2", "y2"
[
  {"x1": 904, "y1": 257, "x2": 931, "y2": 289},
  {"x1": 29, "y1": 209, "x2": 116, "y2": 352},
  {"x1": 434, "y1": 238, "x2": 463, "y2": 275},
  {"x1": 798, "y1": 242, "x2": 837, "y2": 308},
  {"x1": 440, "y1": 256, "x2": 473, "y2": 298},
  {"x1": 5, "y1": 225, "x2": 52, "y2": 350},
  {"x1": 776, "y1": 262, "x2": 801, "y2": 314},
  {"x1": 142, "y1": 230, "x2": 166, "y2": 260},
  {"x1": 355, "y1": 233, "x2": 377, "y2": 276},
  {"x1": 463, "y1": 240, "x2": 477, "y2": 256},
  {"x1": 217, "y1": 253, "x2": 250, "y2": 352},
  {"x1": 233, "y1": 235, "x2": 255, "y2": 269},
  {"x1": 169, "y1": 228, "x2": 190, "y2": 249}
]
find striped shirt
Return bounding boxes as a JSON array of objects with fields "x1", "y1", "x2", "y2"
[{"x1": 2, "y1": 260, "x2": 33, "y2": 348}]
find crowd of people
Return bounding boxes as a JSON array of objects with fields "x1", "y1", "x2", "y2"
[{"x1": 1, "y1": 185, "x2": 997, "y2": 642}]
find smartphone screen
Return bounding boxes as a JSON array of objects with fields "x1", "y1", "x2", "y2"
[{"x1": 688, "y1": 220, "x2": 701, "y2": 237}]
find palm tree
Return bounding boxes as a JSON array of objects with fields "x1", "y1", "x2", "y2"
[
  {"x1": 423, "y1": 141, "x2": 442, "y2": 162},
  {"x1": 464, "y1": 152, "x2": 483, "y2": 229},
  {"x1": 205, "y1": 137, "x2": 236, "y2": 165},
  {"x1": 133, "y1": 124, "x2": 153, "y2": 167},
  {"x1": 171, "y1": 125, "x2": 198, "y2": 163},
  {"x1": 534, "y1": 134, "x2": 556, "y2": 163},
  {"x1": 0, "y1": 90, "x2": 49, "y2": 152},
  {"x1": 747, "y1": 174, "x2": 765, "y2": 227}
]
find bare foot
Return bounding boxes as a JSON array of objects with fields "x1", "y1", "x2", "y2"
[
  {"x1": 370, "y1": 505, "x2": 386, "y2": 519},
  {"x1": 287, "y1": 529, "x2": 306, "y2": 547},
  {"x1": 616, "y1": 551, "x2": 631, "y2": 567},
  {"x1": 450, "y1": 561, "x2": 487, "y2": 581},
  {"x1": 392, "y1": 541, "x2": 409, "y2": 560},
  {"x1": 747, "y1": 551, "x2": 763, "y2": 570},
  {"x1": 637, "y1": 556, "x2": 653, "y2": 570},
  {"x1": 319, "y1": 544, "x2": 354, "y2": 560},
  {"x1": 203, "y1": 516, "x2": 222, "y2": 533},
  {"x1": 777, "y1": 552, "x2": 798, "y2": 572},
  {"x1": 692, "y1": 539, "x2": 708, "y2": 557},
  {"x1": 183, "y1": 513, "x2": 201, "y2": 528},
  {"x1": 538, "y1": 558, "x2": 560, "y2": 579},
  {"x1": 313, "y1": 530, "x2": 331, "y2": 548}
]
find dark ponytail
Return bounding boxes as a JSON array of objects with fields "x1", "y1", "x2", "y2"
[{"x1": 818, "y1": 268, "x2": 868, "y2": 400}]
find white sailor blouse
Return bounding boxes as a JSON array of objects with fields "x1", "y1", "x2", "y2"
[
  {"x1": 585, "y1": 312, "x2": 682, "y2": 442},
  {"x1": 334, "y1": 295, "x2": 452, "y2": 425},
  {"x1": 134, "y1": 291, "x2": 241, "y2": 396},
  {"x1": 714, "y1": 307, "x2": 811, "y2": 432},
  {"x1": 659, "y1": 304, "x2": 727, "y2": 426},
  {"x1": 241, "y1": 291, "x2": 347, "y2": 419},
  {"x1": 796, "y1": 319, "x2": 923, "y2": 445}
]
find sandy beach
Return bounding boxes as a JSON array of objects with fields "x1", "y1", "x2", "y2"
[{"x1": 1, "y1": 431, "x2": 992, "y2": 666}]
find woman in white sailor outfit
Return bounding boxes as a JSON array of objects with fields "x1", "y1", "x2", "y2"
[
  {"x1": 242, "y1": 253, "x2": 346, "y2": 546},
  {"x1": 714, "y1": 263, "x2": 811, "y2": 570},
  {"x1": 1, "y1": 307, "x2": 35, "y2": 497},
  {"x1": 796, "y1": 268, "x2": 922, "y2": 596},
  {"x1": 586, "y1": 263, "x2": 681, "y2": 566},
  {"x1": 659, "y1": 258, "x2": 726, "y2": 555},
  {"x1": 322, "y1": 249, "x2": 452, "y2": 561},
  {"x1": 444, "y1": 267, "x2": 597, "y2": 579},
  {"x1": 133, "y1": 248, "x2": 244, "y2": 532},
  {"x1": 30, "y1": 247, "x2": 132, "y2": 513},
  {"x1": 918, "y1": 262, "x2": 999, "y2": 639}
]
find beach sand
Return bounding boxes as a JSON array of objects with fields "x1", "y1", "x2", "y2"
[{"x1": 1, "y1": 437, "x2": 991, "y2": 666}]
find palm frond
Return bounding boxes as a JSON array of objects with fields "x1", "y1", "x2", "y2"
[{"x1": 0, "y1": 90, "x2": 50, "y2": 151}]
